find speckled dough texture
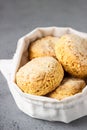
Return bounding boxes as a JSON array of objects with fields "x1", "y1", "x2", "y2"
[
  {"x1": 48, "y1": 78, "x2": 86, "y2": 100},
  {"x1": 29, "y1": 36, "x2": 59, "y2": 60},
  {"x1": 16, "y1": 56, "x2": 64, "y2": 96},
  {"x1": 55, "y1": 34, "x2": 87, "y2": 78}
]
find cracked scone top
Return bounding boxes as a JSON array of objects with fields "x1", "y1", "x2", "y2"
[
  {"x1": 29, "y1": 36, "x2": 59, "y2": 60},
  {"x1": 55, "y1": 34, "x2": 87, "y2": 78},
  {"x1": 16, "y1": 56, "x2": 64, "y2": 96},
  {"x1": 48, "y1": 78, "x2": 86, "y2": 100}
]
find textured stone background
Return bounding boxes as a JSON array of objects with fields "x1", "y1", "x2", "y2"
[{"x1": 0, "y1": 0, "x2": 87, "y2": 130}]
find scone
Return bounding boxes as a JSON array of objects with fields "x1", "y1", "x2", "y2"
[
  {"x1": 48, "y1": 78, "x2": 86, "y2": 100},
  {"x1": 29, "y1": 36, "x2": 59, "y2": 60},
  {"x1": 16, "y1": 56, "x2": 64, "y2": 96},
  {"x1": 55, "y1": 34, "x2": 87, "y2": 78}
]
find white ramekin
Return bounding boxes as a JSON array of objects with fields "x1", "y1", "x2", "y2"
[{"x1": 0, "y1": 27, "x2": 87, "y2": 123}]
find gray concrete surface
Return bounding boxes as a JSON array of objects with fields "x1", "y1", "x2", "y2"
[{"x1": 0, "y1": 0, "x2": 87, "y2": 129}]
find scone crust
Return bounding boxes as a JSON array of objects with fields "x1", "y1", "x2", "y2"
[
  {"x1": 16, "y1": 56, "x2": 64, "y2": 96},
  {"x1": 55, "y1": 34, "x2": 87, "y2": 78},
  {"x1": 48, "y1": 78, "x2": 86, "y2": 100},
  {"x1": 29, "y1": 36, "x2": 59, "y2": 60}
]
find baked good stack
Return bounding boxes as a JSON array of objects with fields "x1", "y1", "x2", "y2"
[{"x1": 16, "y1": 34, "x2": 87, "y2": 100}]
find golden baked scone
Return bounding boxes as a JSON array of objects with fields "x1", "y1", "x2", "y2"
[
  {"x1": 55, "y1": 34, "x2": 87, "y2": 78},
  {"x1": 48, "y1": 78, "x2": 86, "y2": 100},
  {"x1": 16, "y1": 56, "x2": 64, "y2": 96},
  {"x1": 29, "y1": 36, "x2": 59, "y2": 60}
]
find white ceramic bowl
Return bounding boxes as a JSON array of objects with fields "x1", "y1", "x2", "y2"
[{"x1": 1, "y1": 27, "x2": 87, "y2": 123}]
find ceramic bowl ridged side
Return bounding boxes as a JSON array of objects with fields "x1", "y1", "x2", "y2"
[{"x1": 1, "y1": 27, "x2": 87, "y2": 123}]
